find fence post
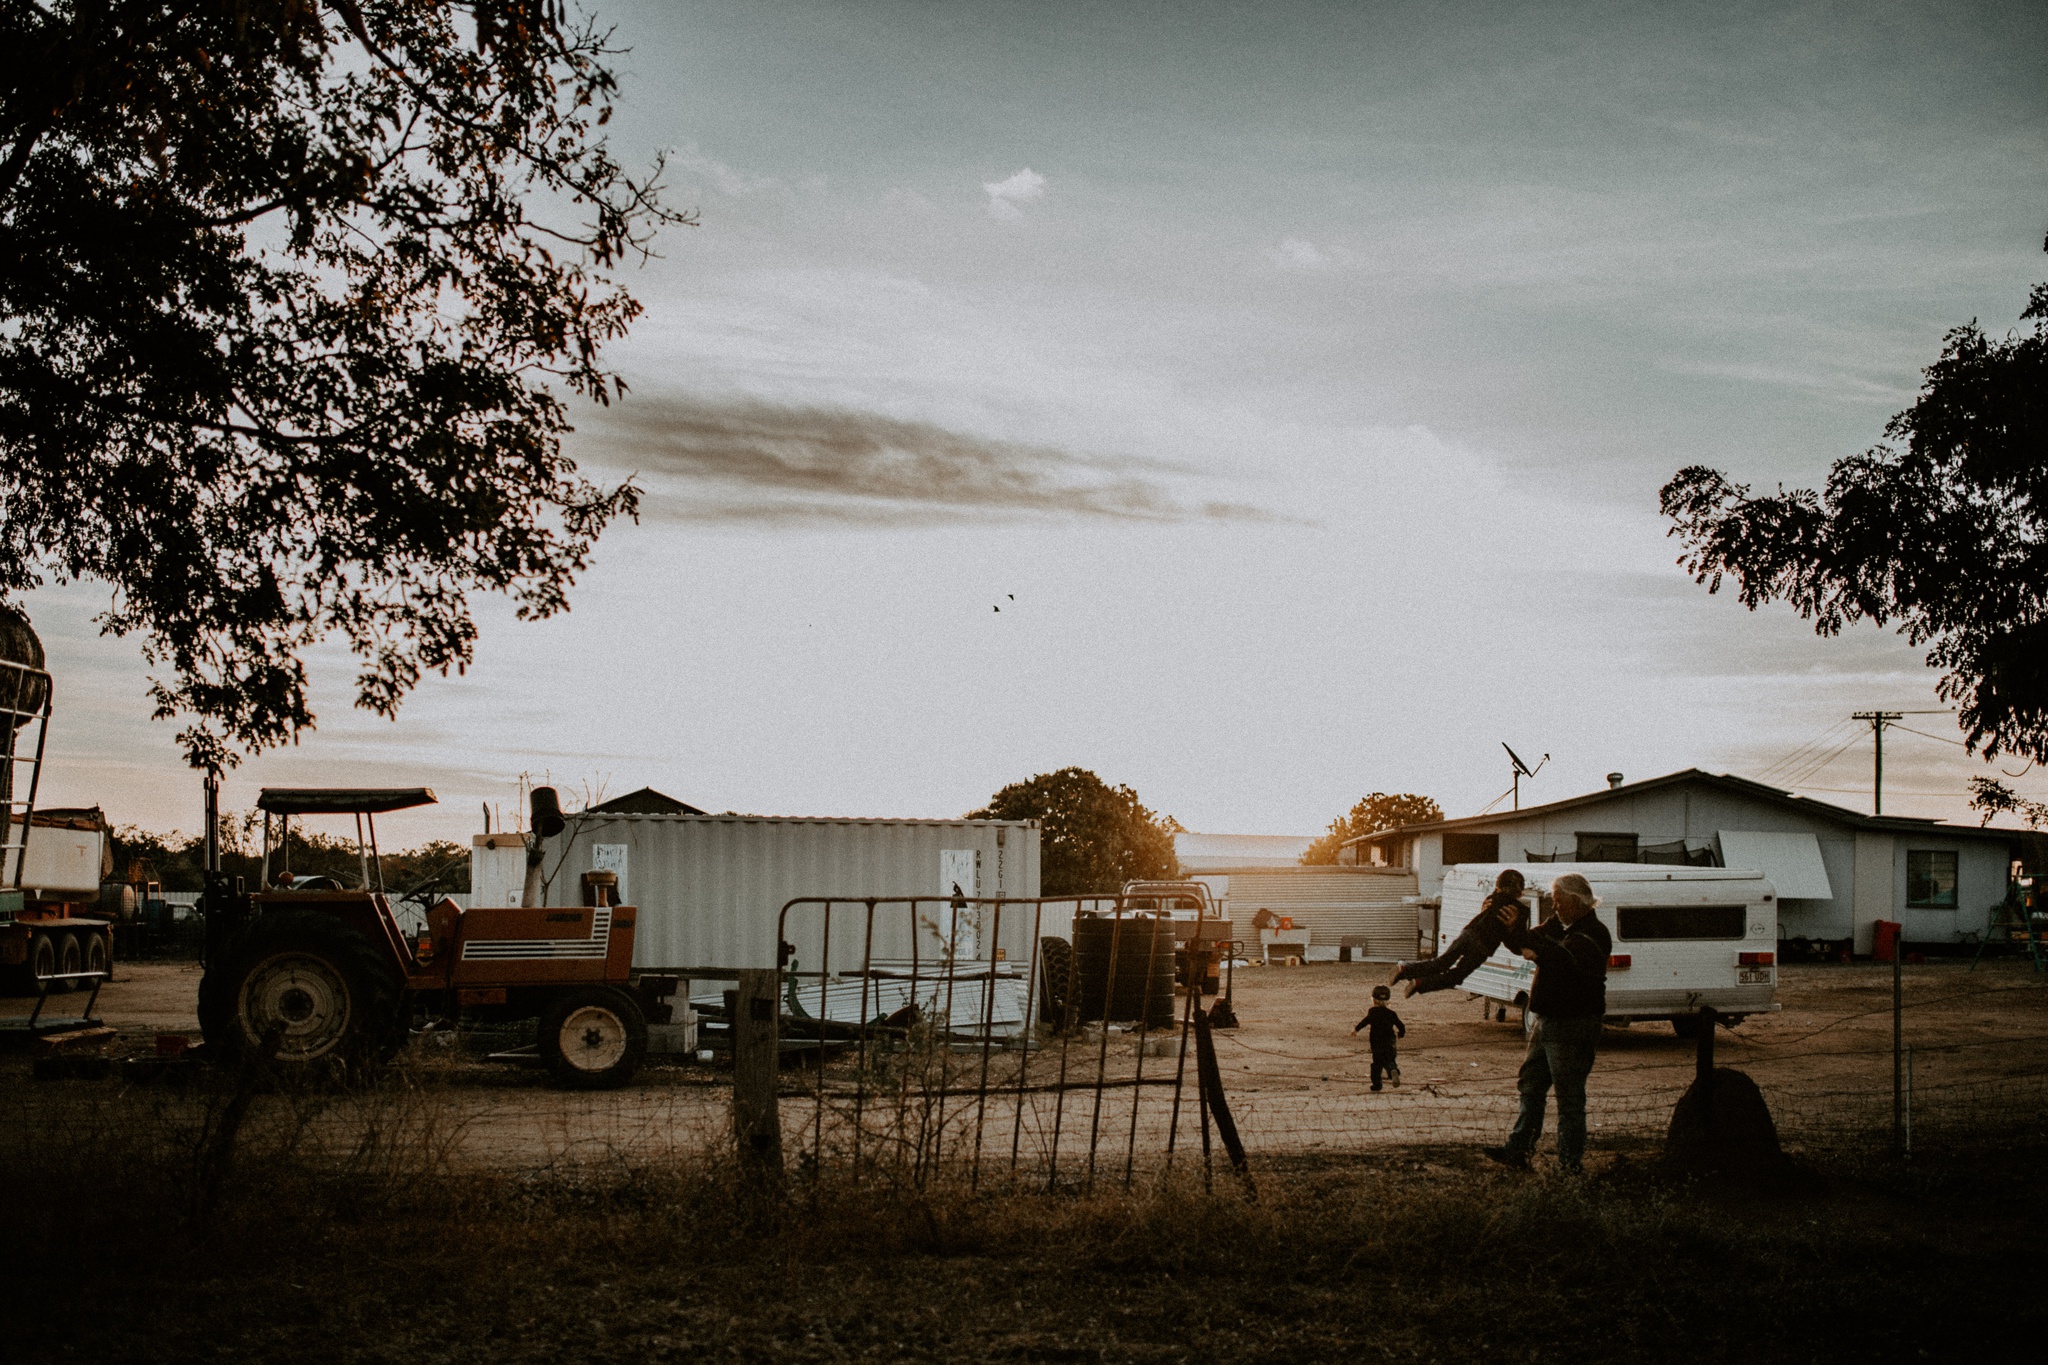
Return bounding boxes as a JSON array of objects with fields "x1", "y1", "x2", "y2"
[
  {"x1": 1696, "y1": 1004, "x2": 1716, "y2": 1092},
  {"x1": 732, "y1": 968, "x2": 783, "y2": 1180},
  {"x1": 1904, "y1": 1045, "x2": 1914, "y2": 1159},
  {"x1": 1892, "y1": 945, "x2": 1904, "y2": 1157}
]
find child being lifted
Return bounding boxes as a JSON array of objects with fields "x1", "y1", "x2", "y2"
[{"x1": 1389, "y1": 868, "x2": 1530, "y2": 999}]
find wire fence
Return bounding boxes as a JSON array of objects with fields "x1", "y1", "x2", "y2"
[{"x1": 660, "y1": 898, "x2": 2048, "y2": 1187}]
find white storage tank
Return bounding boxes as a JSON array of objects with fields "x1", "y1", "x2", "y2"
[{"x1": 509, "y1": 814, "x2": 1043, "y2": 973}]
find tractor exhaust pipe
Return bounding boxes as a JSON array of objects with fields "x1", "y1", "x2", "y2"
[{"x1": 519, "y1": 786, "x2": 565, "y2": 908}]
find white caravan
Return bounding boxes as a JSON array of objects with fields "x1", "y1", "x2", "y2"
[{"x1": 1438, "y1": 863, "x2": 1780, "y2": 1033}]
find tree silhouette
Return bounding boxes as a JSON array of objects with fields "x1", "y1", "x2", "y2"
[
  {"x1": 1662, "y1": 278, "x2": 2048, "y2": 762},
  {"x1": 0, "y1": 2, "x2": 685, "y2": 768},
  {"x1": 968, "y1": 767, "x2": 1178, "y2": 897},
  {"x1": 1300, "y1": 792, "x2": 1443, "y2": 865}
]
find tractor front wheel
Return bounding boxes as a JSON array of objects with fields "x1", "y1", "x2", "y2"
[
  {"x1": 538, "y1": 987, "x2": 647, "y2": 1090},
  {"x1": 198, "y1": 910, "x2": 403, "y2": 1074}
]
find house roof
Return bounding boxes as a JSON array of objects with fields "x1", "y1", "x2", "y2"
[
  {"x1": 589, "y1": 786, "x2": 707, "y2": 816},
  {"x1": 1341, "y1": 768, "x2": 2025, "y2": 851}
]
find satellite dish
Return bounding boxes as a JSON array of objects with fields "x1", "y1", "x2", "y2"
[{"x1": 1503, "y1": 742, "x2": 1534, "y2": 777}]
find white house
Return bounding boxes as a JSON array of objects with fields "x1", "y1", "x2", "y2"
[
  {"x1": 1173, "y1": 831, "x2": 1317, "y2": 872},
  {"x1": 1340, "y1": 768, "x2": 2023, "y2": 955}
]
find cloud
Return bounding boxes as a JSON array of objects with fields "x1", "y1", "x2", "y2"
[
  {"x1": 983, "y1": 167, "x2": 1047, "y2": 220},
  {"x1": 1265, "y1": 237, "x2": 1331, "y2": 270},
  {"x1": 667, "y1": 141, "x2": 785, "y2": 197},
  {"x1": 583, "y1": 394, "x2": 1276, "y2": 526}
]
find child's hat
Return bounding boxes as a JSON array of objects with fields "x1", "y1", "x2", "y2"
[{"x1": 1372, "y1": 984, "x2": 1391, "y2": 999}]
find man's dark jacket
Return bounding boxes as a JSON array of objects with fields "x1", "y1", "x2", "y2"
[{"x1": 1500, "y1": 912, "x2": 1611, "y2": 1020}]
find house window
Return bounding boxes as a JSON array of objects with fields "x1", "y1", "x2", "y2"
[
  {"x1": 1906, "y1": 851, "x2": 1958, "y2": 909},
  {"x1": 1442, "y1": 833, "x2": 1500, "y2": 866},
  {"x1": 1576, "y1": 832, "x2": 1639, "y2": 862}
]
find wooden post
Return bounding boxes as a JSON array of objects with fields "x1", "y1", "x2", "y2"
[
  {"x1": 732, "y1": 968, "x2": 783, "y2": 1179},
  {"x1": 1696, "y1": 1004, "x2": 1717, "y2": 1091},
  {"x1": 1892, "y1": 945, "x2": 1904, "y2": 1156}
]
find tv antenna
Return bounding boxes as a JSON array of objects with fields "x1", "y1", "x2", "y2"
[{"x1": 1503, "y1": 743, "x2": 1549, "y2": 812}]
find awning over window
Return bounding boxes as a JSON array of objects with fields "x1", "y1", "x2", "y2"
[{"x1": 1717, "y1": 830, "x2": 1834, "y2": 899}]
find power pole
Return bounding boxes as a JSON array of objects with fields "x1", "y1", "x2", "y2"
[{"x1": 1851, "y1": 711, "x2": 1903, "y2": 814}]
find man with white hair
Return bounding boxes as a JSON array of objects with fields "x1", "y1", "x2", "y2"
[{"x1": 1483, "y1": 872, "x2": 1612, "y2": 1174}]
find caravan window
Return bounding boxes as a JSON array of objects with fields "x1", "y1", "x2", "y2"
[{"x1": 1616, "y1": 904, "x2": 1747, "y2": 941}]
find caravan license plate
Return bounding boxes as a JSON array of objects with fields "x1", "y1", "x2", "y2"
[{"x1": 1738, "y1": 968, "x2": 1772, "y2": 985}]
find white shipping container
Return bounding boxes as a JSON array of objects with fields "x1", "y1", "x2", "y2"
[{"x1": 525, "y1": 814, "x2": 1043, "y2": 973}]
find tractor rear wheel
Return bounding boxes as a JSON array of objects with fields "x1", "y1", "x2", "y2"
[
  {"x1": 198, "y1": 909, "x2": 403, "y2": 1074},
  {"x1": 538, "y1": 987, "x2": 647, "y2": 1090}
]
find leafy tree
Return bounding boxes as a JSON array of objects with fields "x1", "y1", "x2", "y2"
[
  {"x1": 112, "y1": 820, "x2": 468, "y2": 894},
  {"x1": 968, "y1": 767, "x2": 1178, "y2": 897},
  {"x1": 0, "y1": 1, "x2": 685, "y2": 770},
  {"x1": 1300, "y1": 792, "x2": 1443, "y2": 865},
  {"x1": 1661, "y1": 279, "x2": 2048, "y2": 762},
  {"x1": 1969, "y1": 777, "x2": 2048, "y2": 831}
]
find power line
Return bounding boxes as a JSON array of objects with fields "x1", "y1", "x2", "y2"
[
  {"x1": 1753, "y1": 718, "x2": 1858, "y2": 784},
  {"x1": 1779, "y1": 732, "x2": 1868, "y2": 788},
  {"x1": 1889, "y1": 723, "x2": 1971, "y2": 749}
]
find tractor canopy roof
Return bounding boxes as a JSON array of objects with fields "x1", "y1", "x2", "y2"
[{"x1": 257, "y1": 787, "x2": 437, "y2": 815}]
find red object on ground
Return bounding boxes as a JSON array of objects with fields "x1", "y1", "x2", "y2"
[
  {"x1": 154, "y1": 1034, "x2": 190, "y2": 1058},
  {"x1": 1873, "y1": 920, "x2": 1903, "y2": 962}
]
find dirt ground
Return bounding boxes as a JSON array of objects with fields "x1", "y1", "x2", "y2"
[
  {"x1": 6, "y1": 959, "x2": 2048, "y2": 1361},
  {"x1": 7, "y1": 955, "x2": 2046, "y2": 1169}
]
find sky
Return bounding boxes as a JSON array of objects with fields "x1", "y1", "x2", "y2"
[{"x1": 23, "y1": 0, "x2": 2048, "y2": 848}]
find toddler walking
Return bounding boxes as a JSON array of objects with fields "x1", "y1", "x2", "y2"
[{"x1": 1354, "y1": 984, "x2": 1405, "y2": 1091}]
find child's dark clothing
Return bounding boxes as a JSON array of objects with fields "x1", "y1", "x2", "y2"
[
  {"x1": 1355, "y1": 1003, "x2": 1406, "y2": 1091},
  {"x1": 1395, "y1": 891, "x2": 1529, "y2": 995}
]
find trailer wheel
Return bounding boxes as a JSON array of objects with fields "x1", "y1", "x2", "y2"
[
  {"x1": 1670, "y1": 1015, "x2": 1701, "y2": 1039},
  {"x1": 81, "y1": 929, "x2": 109, "y2": 985},
  {"x1": 54, "y1": 932, "x2": 82, "y2": 993},
  {"x1": 199, "y1": 910, "x2": 403, "y2": 1073},
  {"x1": 539, "y1": 987, "x2": 647, "y2": 1090},
  {"x1": 1037, "y1": 936, "x2": 1074, "y2": 1030},
  {"x1": 27, "y1": 931, "x2": 56, "y2": 993}
]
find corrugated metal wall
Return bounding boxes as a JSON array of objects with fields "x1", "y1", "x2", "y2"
[
  {"x1": 535, "y1": 815, "x2": 1042, "y2": 972},
  {"x1": 1194, "y1": 868, "x2": 1420, "y2": 959}
]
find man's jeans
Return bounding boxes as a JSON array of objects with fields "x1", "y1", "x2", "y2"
[{"x1": 1505, "y1": 1013, "x2": 1601, "y2": 1169}]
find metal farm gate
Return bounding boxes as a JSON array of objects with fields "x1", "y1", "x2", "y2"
[{"x1": 718, "y1": 895, "x2": 1252, "y2": 1192}]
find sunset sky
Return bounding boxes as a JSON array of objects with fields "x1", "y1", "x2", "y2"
[{"x1": 26, "y1": 0, "x2": 2048, "y2": 847}]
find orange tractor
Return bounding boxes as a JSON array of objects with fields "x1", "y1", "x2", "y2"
[{"x1": 197, "y1": 783, "x2": 668, "y2": 1087}]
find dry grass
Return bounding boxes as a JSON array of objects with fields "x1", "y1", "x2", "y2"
[{"x1": 2, "y1": 1054, "x2": 2043, "y2": 1363}]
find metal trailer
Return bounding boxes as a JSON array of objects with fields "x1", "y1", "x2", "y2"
[
  {"x1": 1, "y1": 638, "x2": 114, "y2": 1022},
  {"x1": 1440, "y1": 862, "x2": 1782, "y2": 1034},
  {"x1": 472, "y1": 813, "x2": 1044, "y2": 974}
]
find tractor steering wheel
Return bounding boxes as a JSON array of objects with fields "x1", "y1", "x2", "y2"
[{"x1": 291, "y1": 875, "x2": 348, "y2": 892}]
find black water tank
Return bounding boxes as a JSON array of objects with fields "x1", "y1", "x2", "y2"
[{"x1": 1071, "y1": 914, "x2": 1175, "y2": 1028}]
